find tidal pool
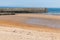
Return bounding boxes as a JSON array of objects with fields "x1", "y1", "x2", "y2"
[{"x1": 25, "y1": 18, "x2": 60, "y2": 28}]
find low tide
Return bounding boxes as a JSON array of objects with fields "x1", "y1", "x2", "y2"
[
  {"x1": 0, "y1": 13, "x2": 60, "y2": 29},
  {"x1": 0, "y1": 13, "x2": 59, "y2": 40}
]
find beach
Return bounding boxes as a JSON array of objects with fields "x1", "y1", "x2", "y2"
[{"x1": 0, "y1": 13, "x2": 60, "y2": 40}]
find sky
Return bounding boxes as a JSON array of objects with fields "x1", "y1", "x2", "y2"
[{"x1": 0, "y1": 0, "x2": 60, "y2": 8}]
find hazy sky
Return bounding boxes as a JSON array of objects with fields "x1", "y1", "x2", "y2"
[{"x1": 0, "y1": 0, "x2": 60, "y2": 8}]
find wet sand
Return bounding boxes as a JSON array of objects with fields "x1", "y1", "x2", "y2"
[
  {"x1": 0, "y1": 14, "x2": 60, "y2": 40},
  {"x1": 0, "y1": 14, "x2": 60, "y2": 31},
  {"x1": 16, "y1": 13, "x2": 60, "y2": 20}
]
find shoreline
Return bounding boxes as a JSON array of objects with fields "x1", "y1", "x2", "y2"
[{"x1": 16, "y1": 13, "x2": 60, "y2": 20}]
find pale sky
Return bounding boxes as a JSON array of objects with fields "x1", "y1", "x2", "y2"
[{"x1": 0, "y1": 0, "x2": 60, "y2": 8}]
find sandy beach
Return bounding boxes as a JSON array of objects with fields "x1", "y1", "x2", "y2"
[{"x1": 0, "y1": 13, "x2": 60, "y2": 40}]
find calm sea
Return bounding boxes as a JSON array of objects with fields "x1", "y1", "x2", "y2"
[{"x1": 47, "y1": 8, "x2": 60, "y2": 15}]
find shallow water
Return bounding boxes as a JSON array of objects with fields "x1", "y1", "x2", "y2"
[{"x1": 25, "y1": 18, "x2": 60, "y2": 28}]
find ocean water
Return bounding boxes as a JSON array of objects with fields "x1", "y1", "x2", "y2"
[{"x1": 48, "y1": 8, "x2": 60, "y2": 15}]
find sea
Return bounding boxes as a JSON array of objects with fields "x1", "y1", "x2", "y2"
[{"x1": 47, "y1": 8, "x2": 60, "y2": 15}]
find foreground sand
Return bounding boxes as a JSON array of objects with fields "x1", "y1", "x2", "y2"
[
  {"x1": 0, "y1": 26, "x2": 60, "y2": 40},
  {"x1": 0, "y1": 14, "x2": 60, "y2": 40}
]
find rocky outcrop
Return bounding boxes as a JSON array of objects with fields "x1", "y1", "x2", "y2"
[{"x1": 0, "y1": 8, "x2": 48, "y2": 13}]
